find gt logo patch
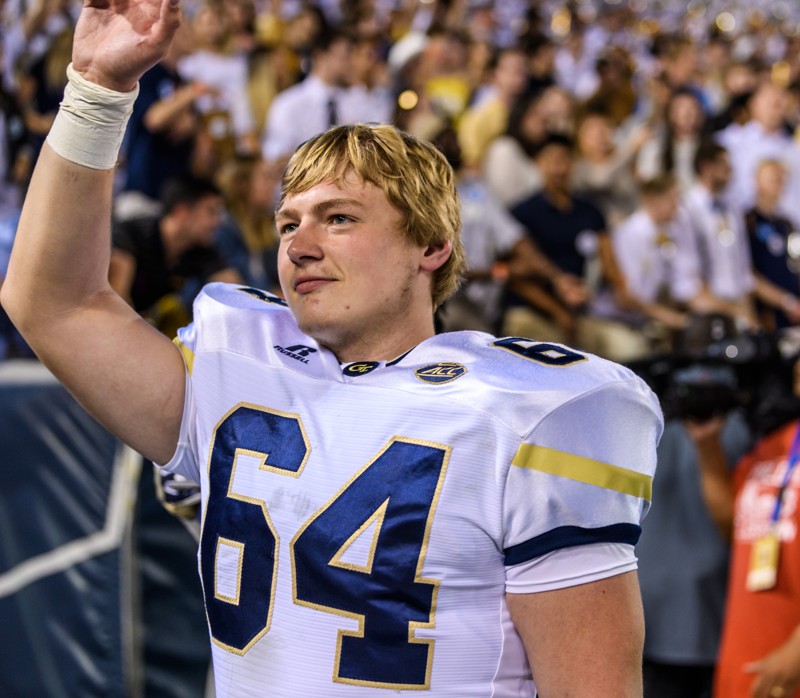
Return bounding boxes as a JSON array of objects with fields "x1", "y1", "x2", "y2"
[
  {"x1": 342, "y1": 361, "x2": 380, "y2": 376},
  {"x1": 414, "y1": 362, "x2": 467, "y2": 384}
]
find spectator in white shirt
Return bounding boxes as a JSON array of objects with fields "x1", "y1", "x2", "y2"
[
  {"x1": 177, "y1": 1, "x2": 257, "y2": 156},
  {"x1": 262, "y1": 28, "x2": 374, "y2": 169},
  {"x1": 612, "y1": 175, "x2": 703, "y2": 334},
  {"x1": 682, "y1": 141, "x2": 756, "y2": 327},
  {"x1": 342, "y1": 31, "x2": 394, "y2": 126},
  {"x1": 718, "y1": 80, "x2": 800, "y2": 228}
]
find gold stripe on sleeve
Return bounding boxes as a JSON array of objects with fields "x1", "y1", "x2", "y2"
[
  {"x1": 173, "y1": 337, "x2": 195, "y2": 376},
  {"x1": 512, "y1": 444, "x2": 652, "y2": 501}
]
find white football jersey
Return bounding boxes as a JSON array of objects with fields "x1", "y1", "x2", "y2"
[{"x1": 165, "y1": 283, "x2": 662, "y2": 697}]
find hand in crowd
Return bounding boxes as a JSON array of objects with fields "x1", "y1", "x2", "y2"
[
  {"x1": 612, "y1": 285, "x2": 640, "y2": 313},
  {"x1": 23, "y1": 0, "x2": 71, "y2": 38},
  {"x1": 745, "y1": 629, "x2": 800, "y2": 698},
  {"x1": 655, "y1": 306, "x2": 690, "y2": 331},
  {"x1": 553, "y1": 273, "x2": 590, "y2": 309},
  {"x1": 683, "y1": 414, "x2": 726, "y2": 445},
  {"x1": 781, "y1": 295, "x2": 800, "y2": 326},
  {"x1": 551, "y1": 305, "x2": 578, "y2": 345},
  {"x1": 625, "y1": 123, "x2": 654, "y2": 154}
]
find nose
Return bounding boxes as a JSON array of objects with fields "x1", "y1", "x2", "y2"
[{"x1": 285, "y1": 219, "x2": 325, "y2": 266}]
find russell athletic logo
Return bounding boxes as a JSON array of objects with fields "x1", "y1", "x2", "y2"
[
  {"x1": 274, "y1": 344, "x2": 318, "y2": 364},
  {"x1": 414, "y1": 362, "x2": 467, "y2": 384}
]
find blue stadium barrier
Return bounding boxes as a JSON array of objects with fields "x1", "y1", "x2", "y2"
[{"x1": 0, "y1": 361, "x2": 210, "y2": 697}]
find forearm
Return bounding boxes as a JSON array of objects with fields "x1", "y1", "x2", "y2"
[
  {"x1": 22, "y1": 0, "x2": 51, "y2": 40},
  {"x1": 754, "y1": 274, "x2": 800, "y2": 315},
  {"x1": 695, "y1": 439, "x2": 735, "y2": 538},
  {"x1": 509, "y1": 278, "x2": 569, "y2": 317},
  {"x1": 598, "y1": 235, "x2": 627, "y2": 291},
  {"x1": 507, "y1": 239, "x2": 563, "y2": 283},
  {"x1": 0, "y1": 0, "x2": 188, "y2": 466},
  {"x1": 143, "y1": 84, "x2": 199, "y2": 132},
  {"x1": 686, "y1": 423, "x2": 734, "y2": 539}
]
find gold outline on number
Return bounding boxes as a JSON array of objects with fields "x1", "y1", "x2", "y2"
[
  {"x1": 492, "y1": 338, "x2": 588, "y2": 367},
  {"x1": 289, "y1": 436, "x2": 451, "y2": 690},
  {"x1": 200, "y1": 402, "x2": 310, "y2": 656},
  {"x1": 214, "y1": 537, "x2": 245, "y2": 605},
  {"x1": 328, "y1": 499, "x2": 389, "y2": 574}
]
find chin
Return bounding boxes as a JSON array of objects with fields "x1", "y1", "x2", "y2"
[{"x1": 294, "y1": 311, "x2": 338, "y2": 344}]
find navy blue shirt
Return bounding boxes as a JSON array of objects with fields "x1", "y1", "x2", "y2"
[
  {"x1": 510, "y1": 191, "x2": 607, "y2": 277},
  {"x1": 746, "y1": 208, "x2": 800, "y2": 328},
  {"x1": 123, "y1": 64, "x2": 196, "y2": 199}
]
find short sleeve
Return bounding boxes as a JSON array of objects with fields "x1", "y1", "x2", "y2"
[
  {"x1": 158, "y1": 321, "x2": 200, "y2": 481},
  {"x1": 502, "y1": 377, "x2": 662, "y2": 591}
]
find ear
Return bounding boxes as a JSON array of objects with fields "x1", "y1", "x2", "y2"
[{"x1": 420, "y1": 240, "x2": 452, "y2": 273}]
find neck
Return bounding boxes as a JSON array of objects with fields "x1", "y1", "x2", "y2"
[
  {"x1": 584, "y1": 150, "x2": 608, "y2": 164},
  {"x1": 644, "y1": 207, "x2": 668, "y2": 226},
  {"x1": 698, "y1": 177, "x2": 719, "y2": 195},
  {"x1": 545, "y1": 185, "x2": 571, "y2": 209},
  {"x1": 496, "y1": 88, "x2": 516, "y2": 107},
  {"x1": 756, "y1": 196, "x2": 778, "y2": 214},
  {"x1": 756, "y1": 119, "x2": 780, "y2": 134},
  {"x1": 328, "y1": 318, "x2": 436, "y2": 364},
  {"x1": 313, "y1": 70, "x2": 336, "y2": 87}
]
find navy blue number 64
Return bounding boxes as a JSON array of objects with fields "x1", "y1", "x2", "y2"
[{"x1": 199, "y1": 404, "x2": 450, "y2": 690}]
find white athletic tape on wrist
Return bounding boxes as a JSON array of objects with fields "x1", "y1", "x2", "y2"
[{"x1": 46, "y1": 63, "x2": 139, "y2": 170}]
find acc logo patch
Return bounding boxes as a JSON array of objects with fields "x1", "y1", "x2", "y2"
[
  {"x1": 342, "y1": 361, "x2": 380, "y2": 377},
  {"x1": 414, "y1": 362, "x2": 467, "y2": 384}
]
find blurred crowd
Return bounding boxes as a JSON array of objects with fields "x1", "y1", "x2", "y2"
[
  {"x1": 4, "y1": 0, "x2": 800, "y2": 696},
  {"x1": 2, "y1": 0, "x2": 800, "y2": 357}
]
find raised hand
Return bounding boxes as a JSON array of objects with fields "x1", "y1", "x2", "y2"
[{"x1": 72, "y1": 0, "x2": 182, "y2": 92}]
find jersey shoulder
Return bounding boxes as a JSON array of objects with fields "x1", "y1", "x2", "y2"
[
  {"x1": 414, "y1": 332, "x2": 662, "y2": 438},
  {"x1": 175, "y1": 282, "x2": 312, "y2": 363}
]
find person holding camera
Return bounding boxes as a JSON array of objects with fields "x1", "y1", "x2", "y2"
[
  {"x1": 688, "y1": 355, "x2": 800, "y2": 698},
  {"x1": 634, "y1": 319, "x2": 753, "y2": 698}
]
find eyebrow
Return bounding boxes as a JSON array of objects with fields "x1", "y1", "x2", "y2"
[{"x1": 275, "y1": 197, "x2": 365, "y2": 221}]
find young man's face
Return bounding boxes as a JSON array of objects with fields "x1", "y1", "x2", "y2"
[
  {"x1": 494, "y1": 50, "x2": 528, "y2": 98},
  {"x1": 647, "y1": 186, "x2": 678, "y2": 223},
  {"x1": 275, "y1": 175, "x2": 436, "y2": 360},
  {"x1": 318, "y1": 38, "x2": 353, "y2": 87},
  {"x1": 537, "y1": 143, "x2": 573, "y2": 191},
  {"x1": 182, "y1": 194, "x2": 224, "y2": 246},
  {"x1": 709, "y1": 152, "x2": 732, "y2": 192},
  {"x1": 757, "y1": 162, "x2": 787, "y2": 201}
]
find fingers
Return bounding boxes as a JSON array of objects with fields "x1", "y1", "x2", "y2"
[
  {"x1": 156, "y1": 0, "x2": 182, "y2": 43},
  {"x1": 746, "y1": 665, "x2": 794, "y2": 698}
]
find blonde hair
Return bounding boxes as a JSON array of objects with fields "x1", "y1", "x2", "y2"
[{"x1": 281, "y1": 123, "x2": 465, "y2": 309}]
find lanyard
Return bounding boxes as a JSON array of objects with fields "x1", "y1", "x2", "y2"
[{"x1": 770, "y1": 421, "x2": 800, "y2": 525}]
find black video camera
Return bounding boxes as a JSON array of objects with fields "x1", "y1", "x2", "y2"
[{"x1": 628, "y1": 329, "x2": 795, "y2": 431}]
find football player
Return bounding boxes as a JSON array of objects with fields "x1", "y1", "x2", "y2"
[{"x1": 2, "y1": 1, "x2": 662, "y2": 695}]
